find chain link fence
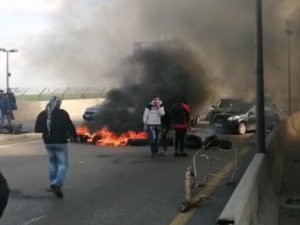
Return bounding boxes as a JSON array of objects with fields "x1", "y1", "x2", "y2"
[{"x1": 11, "y1": 87, "x2": 108, "y2": 101}]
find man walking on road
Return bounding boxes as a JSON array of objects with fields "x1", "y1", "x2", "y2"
[
  {"x1": 0, "y1": 172, "x2": 9, "y2": 219},
  {"x1": 34, "y1": 96, "x2": 78, "y2": 199}
]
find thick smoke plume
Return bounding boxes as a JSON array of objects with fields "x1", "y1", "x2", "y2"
[
  {"x1": 25, "y1": 0, "x2": 300, "y2": 95},
  {"x1": 85, "y1": 40, "x2": 215, "y2": 133},
  {"x1": 24, "y1": 0, "x2": 300, "y2": 114}
]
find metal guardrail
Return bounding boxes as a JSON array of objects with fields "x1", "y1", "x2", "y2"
[{"x1": 10, "y1": 87, "x2": 108, "y2": 101}]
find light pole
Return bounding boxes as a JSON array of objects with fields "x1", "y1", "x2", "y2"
[
  {"x1": 0, "y1": 48, "x2": 18, "y2": 92},
  {"x1": 285, "y1": 20, "x2": 293, "y2": 116},
  {"x1": 255, "y1": 0, "x2": 265, "y2": 153}
]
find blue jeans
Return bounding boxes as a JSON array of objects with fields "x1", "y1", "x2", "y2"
[
  {"x1": 0, "y1": 112, "x2": 11, "y2": 126},
  {"x1": 45, "y1": 144, "x2": 69, "y2": 187},
  {"x1": 147, "y1": 125, "x2": 161, "y2": 153}
]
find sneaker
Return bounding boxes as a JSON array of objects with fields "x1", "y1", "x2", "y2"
[
  {"x1": 180, "y1": 152, "x2": 189, "y2": 157},
  {"x1": 174, "y1": 152, "x2": 180, "y2": 157},
  {"x1": 50, "y1": 184, "x2": 64, "y2": 199}
]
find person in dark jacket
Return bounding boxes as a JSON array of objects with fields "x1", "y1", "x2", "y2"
[
  {"x1": 34, "y1": 96, "x2": 77, "y2": 198},
  {"x1": 171, "y1": 96, "x2": 191, "y2": 156},
  {"x1": 7, "y1": 88, "x2": 17, "y2": 120},
  {"x1": 0, "y1": 90, "x2": 12, "y2": 126},
  {"x1": 0, "y1": 172, "x2": 9, "y2": 219}
]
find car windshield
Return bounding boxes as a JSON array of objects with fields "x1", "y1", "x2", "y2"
[
  {"x1": 226, "y1": 103, "x2": 252, "y2": 113},
  {"x1": 216, "y1": 99, "x2": 242, "y2": 108}
]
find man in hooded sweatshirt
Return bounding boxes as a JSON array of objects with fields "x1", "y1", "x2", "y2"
[{"x1": 34, "y1": 96, "x2": 77, "y2": 198}]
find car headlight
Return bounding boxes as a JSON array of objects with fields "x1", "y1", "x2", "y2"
[{"x1": 228, "y1": 115, "x2": 241, "y2": 121}]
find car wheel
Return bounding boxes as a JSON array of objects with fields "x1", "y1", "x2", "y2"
[{"x1": 238, "y1": 122, "x2": 247, "y2": 135}]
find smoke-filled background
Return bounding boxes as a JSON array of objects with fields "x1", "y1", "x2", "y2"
[
  {"x1": 85, "y1": 40, "x2": 215, "y2": 132},
  {"x1": 23, "y1": 0, "x2": 299, "y2": 93},
  {"x1": 18, "y1": 0, "x2": 300, "y2": 131}
]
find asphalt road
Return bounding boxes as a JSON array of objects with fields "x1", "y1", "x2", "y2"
[{"x1": 0, "y1": 128, "x2": 255, "y2": 225}]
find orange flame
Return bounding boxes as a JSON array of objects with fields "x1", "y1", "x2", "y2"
[{"x1": 76, "y1": 126, "x2": 148, "y2": 147}]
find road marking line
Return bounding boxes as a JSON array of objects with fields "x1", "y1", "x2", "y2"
[
  {"x1": 169, "y1": 146, "x2": 251, "y2": 225},
  {"x1": 21, "y1": 215, "x2": 45, "y2": 225},
  {"x1": 0, "y1": 140, "x2": 42, "y2": 149}
]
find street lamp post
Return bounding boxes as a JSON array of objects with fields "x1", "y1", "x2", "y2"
[
  {"x1": 285, "y1": 20, "x2": 293, "y2": 116},
  {"x1": 0, "y1": 48, "x2": 18, "y2": 92},
  {"x1": 255, "y1": 0, "x2": 265, "y2": 153}
]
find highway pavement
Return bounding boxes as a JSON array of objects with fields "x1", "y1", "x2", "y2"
[{"x1": 0, "y1": 124, "x2": 256, "y2": 225}]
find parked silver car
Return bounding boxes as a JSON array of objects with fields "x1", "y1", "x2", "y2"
[{"x1": 82, "y1": 104, "x2": 103, "y2": 120}]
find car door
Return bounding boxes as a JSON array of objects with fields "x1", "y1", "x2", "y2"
[{"x1": 245, "y1": 104, "x2": 279, "y2": 131}]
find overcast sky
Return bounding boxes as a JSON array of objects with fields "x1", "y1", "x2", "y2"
[
  {"x1": 0, "y1": 0, "x2": 147, "y2": 89},
  {"x1": 0, "y1": 0, "x2": 298, "y2": 95},
  {"x1": 0, "y1": 0, "x2": 61, "y2": 88}
]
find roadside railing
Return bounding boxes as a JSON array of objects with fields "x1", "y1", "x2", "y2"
[{"x1": 10, "y1": 87, "x2": 108, "y2": 101}]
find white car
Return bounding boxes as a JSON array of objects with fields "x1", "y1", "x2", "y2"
[{"x1": 82, "y1": 104, "x2": 103, "y2": 120}]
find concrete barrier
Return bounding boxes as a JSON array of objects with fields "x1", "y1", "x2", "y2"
[
  {"x1": 216, "y1": 153, "x2": 267, "y2": 225},
  {"x1": 216, "y1": 112, "x2": 300, "y2": 225},
  {"x1": 216, "y1": 120, "x2": 290, "y2": 225},
  {"x1": 216, "y1": 152, "x2": 281, "y2": 225}
]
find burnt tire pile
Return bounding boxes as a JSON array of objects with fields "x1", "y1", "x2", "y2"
[
  {"x1": 76, "y1": 134, "x2": 232, "y2": 150},
  {"x1": 127, "y1": 138, "x2": 149, "y2": 146},
  {"x1": 202, "y1": 135, "x2": 232, "y2": 150},
  {"x1": 185, "y1": 134, "x2": 232, "y2": 150}
]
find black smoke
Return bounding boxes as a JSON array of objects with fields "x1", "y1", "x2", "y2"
[
  {"x1": 23, "y1": 0, "x2": 300, "y2": 112},
  {"x1": 85, "y1": 40, "x2": 214, "y2": 133}
]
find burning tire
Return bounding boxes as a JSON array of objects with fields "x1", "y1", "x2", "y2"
[
  {"x1": 77, "y1": 135, "x2": 88, "y2": 143},
  {"x1": 77, "y1": 135, "x2": 101, "y2": 144},
  {"x1": 127, "y1": 138, "x2": 149, "y2": 146}
]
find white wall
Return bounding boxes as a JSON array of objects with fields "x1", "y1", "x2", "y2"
[{"x1": 14, "y1": 98, "x2": 104, "y2": 122}]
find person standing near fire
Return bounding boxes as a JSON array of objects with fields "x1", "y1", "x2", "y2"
[
  {"x1": 0, "y1": 90, "x2": 12, "y2": 126},
  {"x1": 7, "y1": 88, "x2": 17, "y2": 120},
  {"x1": 34, "y1": 96, "x2": 78, "y2": 199},
  {"x1": 171, "y1": 96, "x2": 191, "y2": 156},
  {"x1": 143, "y1": 96, "x2": 165, "y2": 158}
]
